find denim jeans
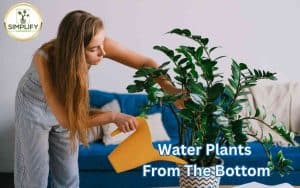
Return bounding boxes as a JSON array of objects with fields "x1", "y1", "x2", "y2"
[{"x1": 14, "y1": 58, "x2": 79, "y2": 188}]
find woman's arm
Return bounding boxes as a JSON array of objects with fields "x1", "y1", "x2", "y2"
[
  {"x1": 35, "y1": 52, "x2": 136, "y2": 131},
  {"x1": 104, "y1": 37, "x2": 157, "y2": 69},
  {"x1": 34, "y1": 52, "x2": 69, "y2": 128},
  {"x1": 88, "y1": 108, "x2": 138, "y2": 132},
  {"x1": 103, "y1": 37, "x2": 185, "y2": 107},
  {"x1": 104, "y1": 37, "x2": 181, "y2": 93}
]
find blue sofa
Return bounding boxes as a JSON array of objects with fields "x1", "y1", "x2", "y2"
[{"x1": 78, "y1": 90, "x2": 300, "y2": 188}]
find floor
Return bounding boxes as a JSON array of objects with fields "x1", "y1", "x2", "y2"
[{"x1": 0, "y1": 173, "x2": 14, "y2": 188}]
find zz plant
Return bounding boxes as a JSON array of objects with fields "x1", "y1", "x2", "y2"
[{"x1": 127, "y1": 28, "x2": 299, "y2": 176}]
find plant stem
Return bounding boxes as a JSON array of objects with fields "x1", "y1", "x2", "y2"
[
  {"x1": 228, "y1": 70, "x2": 241, "y2": 109},
  {"x1": 247, "y1": 133, "x2": 273, "y2": 162},
  {"x1": 241, "y1": 117, "x2": 294, "y2": 145}
]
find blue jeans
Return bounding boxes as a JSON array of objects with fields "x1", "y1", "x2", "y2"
[{"x1": 14, "y1": 63, "x2": 79, "y2": 188}]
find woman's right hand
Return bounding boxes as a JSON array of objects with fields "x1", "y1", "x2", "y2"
[{"x1": 113, "y1": 112, "x2": 138, "y2": 133}]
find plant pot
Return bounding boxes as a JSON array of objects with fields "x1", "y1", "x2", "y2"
[{"x1": 179, "y1": 159, "x2": 223, "y2": 188}]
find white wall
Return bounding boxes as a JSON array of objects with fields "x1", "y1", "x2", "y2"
[{"x1": 1, "y1": 0, "x2": 300, "y2": 172}]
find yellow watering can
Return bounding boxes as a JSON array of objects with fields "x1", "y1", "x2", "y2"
[{"x1": 108, "y1": 117, "x2": 187, "y2": 173}]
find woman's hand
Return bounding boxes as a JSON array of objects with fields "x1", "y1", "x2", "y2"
[
  {"x1": 156, "y1": 77, "x2": 187, "y2": 109},
  {"x1": 113, "y1": 112, "x2": 138, "y2": 133},
  {"x1": 169, "y1": 87, "x2": 187, "y2": 110}
]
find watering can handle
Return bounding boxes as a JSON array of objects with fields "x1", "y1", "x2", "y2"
[{"x1": 111, "y1": 128, "x2": 122, "y2": 137}]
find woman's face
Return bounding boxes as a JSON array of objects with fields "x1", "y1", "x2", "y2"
[{"x1": 85, "y1": 29, "x2": 106, "y2": 66}]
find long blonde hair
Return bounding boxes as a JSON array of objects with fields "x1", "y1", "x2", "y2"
[{"x1": 40, "y1": 10, "x2": 104, "y2": 151}]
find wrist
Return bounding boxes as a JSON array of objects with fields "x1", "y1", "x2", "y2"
[
  {"x1": 111, "y1": 112, "x2": 120, "y2": 123},
  {"x1": 156, "y1": 77, "x2": 174, "y2": 92}
]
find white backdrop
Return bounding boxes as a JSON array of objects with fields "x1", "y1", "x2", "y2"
[{"x1": 0, "y1": 0, "x2": 299, "y2": 172}]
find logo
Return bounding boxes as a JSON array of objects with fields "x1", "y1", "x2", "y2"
[{"x1": 4, "y1": 3, "x2": 43, "y2": 41}]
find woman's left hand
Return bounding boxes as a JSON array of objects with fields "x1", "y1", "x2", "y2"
[
  {"x1": 158, "y1": 81, "x2": 187, "y2": 109},
  {"x1": 167, "y1": 87, "x2": 187, "y2": 109}
]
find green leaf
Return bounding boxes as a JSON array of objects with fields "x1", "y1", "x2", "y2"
[
  {"x1": 236, "y1": 98, "x2": 248, "y2": 104},
  {"x1": 225, "y1": 85, "x2": 235, "y2": 98},
  {"x1": 201, "y1": 38, "x2": 209, "y2": 46},
  {"x1": 254, "y1": 69, "x2": 260, "y2": 77},
  {"x1": 159, "y1": 61, "x2": 171, "y2": 69},
  {"x1": 231, "y1": 60, "x2": 241, "y2": 80},
  {"x1": 167, "y1": 28, "x2": 191, "y2": 37},
  {"x1": 162, "y1": 94, "x2": 180, "y2": 103},
  {"x1": 216, "y1": 116, "x2": 229, "y2": 127},
  {"x1": 195, "y1": 47, "x2": 203, "y2": 61},
  {"x1": 183, "y1": 62, "x2": 195, "y2": 71},
  {"x1": 134, "y1": 67, "x2": 156, "y2": 77},
  {"x1": 179, "y1": 109, "x2": 193, "y2": 121},
  {"x1": 232, "y1": 120, "x2": 248, "y2": 145},
  {"x1": 174, "y1": 76, "x2": 184, "y2": 83},
  {"x1": 174, "y1": 67, "x2": 182, "y2": 74},
  {"x1": 255, "y1": 108, "x2": 260, "y2": 117},
  {"x1": 127, "y1": 84, "x2": 143, "y2": 93},
  {"x1": 134, "y1": 80, "x2": 146, "y2": 88},
  {"x1": 208, "y1": 83, "x2": 224, "y2": 101},
  {"x1": 191, "y1": 35, "x2": 202, "y2": 42},
  {"x1": 176, "y1": 47, "x2": 193, "y2": 63},
  {"x1": 144, "y1": 79, "x2": 156, "y2": 88},
  {"x1": 190, "y1": 93, "x2": 204, "y2": 106},
  {"x1": 209, "y1": 46, "x2": 218, "y2": 53},
  {"x1": 153, "y1": 45, "x2": 174, "y2": 60},
  {"x1": 268, "y1": 161, "x2": 275, "y2": 171},
  {"x1": 182, "y1": 46, "x2": 195, "y2": 54},
  {"x1": 187, "y1": 82, "x2": 206, "y2": 96},
  {"x1": 178, "y1": 58, "x2": 188, "y2": 66},
  {"x1": 214, "y1": 56, "x2": 226, "y2": 61},
  {"x1": 239, "y1": 63, "x2": 248, "y2": 70},
  {"x1": 173, "y1": 55, "x2": 181, "y2": 62},
  {"x1": 154, "y1": 90, "x2": 164, "y2": 98},
  {"x1": 190, "y1": 69, "x2": 199, "y2": 80},
  {"x1": 261, "y1": 106, "x2": 267, "y2": 120},
  {"x1": 230, "y1": 103, "x2": 243, "y2": 114},
  {"x1": 271, "y1": 114, "x2": 277, "y2": 127},
  {"x1": 200, "y1": 59, "x2": 217, "y2": 82},
  {"x1": 228, "y1": 78, "x2": 238, "y2": 89},
  {"x1": 184, "y1": 100, "x2": 203, "y2": 112},
  {"x1": 238, "y1": 91, "x2": 251, "y2": 96},
  {"x1": 212, "y1": 107, "x2": 224, "y2": 116}
]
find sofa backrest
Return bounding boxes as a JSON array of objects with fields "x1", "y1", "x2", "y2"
[{"x1": 89, "y1": 90, "x2": 179, "y2": 139}]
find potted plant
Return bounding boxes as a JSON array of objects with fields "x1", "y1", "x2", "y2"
[{"x1": 126, "y1": 28, "x2": 299, "y2": 187}]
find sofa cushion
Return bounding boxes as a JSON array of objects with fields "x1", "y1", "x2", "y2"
[
  {"x1": 89, "y1": 90, "x2": 116, "y2": 108},
  {"x1": 89, "y1": 90, "x2": 179, "y2": 140}
]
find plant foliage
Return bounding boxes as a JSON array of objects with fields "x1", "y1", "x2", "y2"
[{"x1": 127, "y1": 28, "x2": 299, "y2": 176}]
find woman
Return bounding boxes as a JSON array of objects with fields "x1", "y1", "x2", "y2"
[{"x1": 14, "y1": 10, "x2": 181, "y2": 188}]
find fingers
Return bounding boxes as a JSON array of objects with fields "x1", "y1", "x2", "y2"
[
  {"x1": 174, "y1": 98, "x2": 186, "y2": 109},
  {"x1": 120, "y1": 122, "x2": 129, "y2": 132},
  {"x1": 115, "y1": 113, "x2": 138, "y2": 133},
  {"x1": 130, "y1": 117, "x2": 138, "y2": 130}
]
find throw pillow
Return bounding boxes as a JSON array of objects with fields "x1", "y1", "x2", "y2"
[
  {"x1": 88, "y1": 99, "x2": 121, "y2": 143},
  {"x1": 242, "y1": 82, "x2": 299, "y2": 146}
]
